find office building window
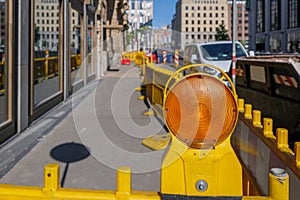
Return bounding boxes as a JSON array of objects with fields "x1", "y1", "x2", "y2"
[
  {"x1": 288, "y1": 0, "x2": 300, "y2": 28},
  {"x1": 270, "y1": 0, "x2": 281, "y2": 31},
  {"x1": 256, "y1": 0, "x2": 265, "y2": 33}
]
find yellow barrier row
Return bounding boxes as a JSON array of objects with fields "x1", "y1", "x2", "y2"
[
  {"x1": 238, "y1": 98, "x2": 299, "y2": 159},
  {"x1": 0, "y1": 59, "x2": 291, "y2": 200},
  {"x1": 0, "y1": 164, "x2": 160, "y2": 200},
  {"x1": 0, "y1": 55, "x2": 82, "y2": 92}
]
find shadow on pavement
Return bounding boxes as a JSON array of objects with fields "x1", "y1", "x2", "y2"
[{"x1": 50, "y1": 142, "x2": 90, "y2": 187}]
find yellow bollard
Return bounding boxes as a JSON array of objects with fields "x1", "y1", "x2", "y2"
[
  {"x1": 276, "y1": 128, "x2": 293, "y2": 154},
  {"x1": 263, "y1": 118, "x2": 275, "y2": 139},
  {"x1": 43, "y1": 164, "x2": 60, "y2": 191},
  {"x1": 244, "y1": 104, "x2": 252, "y2": 119},
  {"x1": 116, "y1": 166, "x2": 131, "y2": 199},
  {"x1": 295, "y1": 142, "x2": 300, "y2": 169},
  {"x1": 252, "y1": 110, "x2": 262, "y2": 128},
  {"x1": 269, "y1": 168, "x2": 289, "y2": 200},
  {"x1": 238, "y1": 98, "x2": 244, "y2": 113}
]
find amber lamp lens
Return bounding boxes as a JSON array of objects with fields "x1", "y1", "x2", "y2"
[{"x1": 164, "y1": 75, "x2": 237, "y2": 148}]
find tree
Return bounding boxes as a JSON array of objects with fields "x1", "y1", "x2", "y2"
[
  {"x1": 34, "y1": 25, "x2": 41, "y2": 48},
  {"x1": 215, "y1": 23, "x2": 229, "y2": 41}
]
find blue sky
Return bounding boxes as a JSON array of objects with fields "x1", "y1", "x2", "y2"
[{"x1": 153, "y1": 0, "x2": 177, "y2": 28}]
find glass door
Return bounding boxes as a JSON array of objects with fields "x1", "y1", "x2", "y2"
[
  {"x1": 0, "y1": 0, "x2": 16, "y2": 143},
  {"x1": 30, "y1": 0, "x2": 63, "y2": 121}
]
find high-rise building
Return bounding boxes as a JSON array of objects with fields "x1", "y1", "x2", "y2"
[
  {"x1": 228, "y1": 1, "x2": 249, "y2": 44},
  {"x1": 248, "y1": 0, "x2": 300, "y2": 53},
  {"x1": 128, "y1": 0, "x2": 153, "y2": 30},
  {"x1": 172, "y1": 0, "x2": 229, "y2": 50},
  {"x1": 34, "y1": 0, "x2": 79, "y2": 51}
]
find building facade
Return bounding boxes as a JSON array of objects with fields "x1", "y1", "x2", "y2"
[
  {"x1": 172, "y1": 0, "x2": 229, "y2": 50},
  {"x1": 228, "y1": 0, "x2": 249, "y2": 44},
  {"x1": 248, "y1": 0, "x2": 300, "y2": 53},
  {"x1": 34, "y1": 0, "x2": 80, "y2": 51},
  {"x1": 128, "y1": 0, "x2": 153, "y2": 30}
]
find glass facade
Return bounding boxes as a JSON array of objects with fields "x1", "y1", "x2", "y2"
[
  {"x1": 256, "y1": 35, "x2": 266, "y2": 52},
  {"x1": 270, "y1": 0, "x2": 281, "y2": 31},
  {"x1": 288, "y1": 0, "x2": 299, "y2": 28},
  {"x1": 33, "y1": 0, "x2": 61, "y2": 106},
  {"x1": 0, "y1": 0, "x2": 8, "y2": 125},
  {"x1": 87, "y1": 21, "x2": 93, "y2": 76},
  {"x1": 70, "y1": 8, "x2": 82, "y2": 85},
  {"x1": 288, "y1": 32, "x2": 300, "y2": 52},
  {"x1": 269, "y1": 33, "x2": 282, "y2": 52},
  {"x1": 256, "y1": 0, "x2": 265, "y2": 33}
]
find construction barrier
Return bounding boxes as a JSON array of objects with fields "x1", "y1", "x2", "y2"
[
  {"x1": 236, "y1": 55, "x2": 300, "y2": 135},
  {"x1": 0, "y1": 61, "x2": 293, "y2": 200},
  {"x1": 232, "y1": 97, "x2": 300, "y2": 199}
]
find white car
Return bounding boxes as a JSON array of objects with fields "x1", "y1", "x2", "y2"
[{"x1": 184, "y1": 41, "x2": 248, "y2": 75}]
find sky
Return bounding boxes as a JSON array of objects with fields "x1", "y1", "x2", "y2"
[{"x1": 153, "y1": 0, "x2": 177, "y2": 28}]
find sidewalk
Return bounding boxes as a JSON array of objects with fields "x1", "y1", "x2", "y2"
[{"x1": 0, "y1": 64, "x2": 166, "y2": 191}]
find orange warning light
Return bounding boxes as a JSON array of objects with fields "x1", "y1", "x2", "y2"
[{"x1": 164, "y1": 74, "x2": 238, "y2": 149}]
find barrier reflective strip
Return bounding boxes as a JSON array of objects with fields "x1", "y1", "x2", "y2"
[{"x1": 273, "y1": 74, "x2": 298, "y2": 88}]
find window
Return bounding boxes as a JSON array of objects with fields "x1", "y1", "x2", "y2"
[
  {"x1": 198, "y1": 27, "x2": 201, "y2": 31},
  {"x1": 192, "y1": 27, "x2": 194, "y2": 31},
  {"x1": 186, "y1": 20, "x2": 188, "y2": 24},
  {"x1": 288, "y1": 0, "x2": 299, "y2": 28},
  {"x1": 257, "y1": 0, "x2": 265, "y2": 32},
  {"x1": 192, "y1": 20, "x2": 194, "y2": 24},
  {"x1": 186, "y1": 34, "x2": 189, "y2": 39},
  {"x1": 204, "y1": 13, "x2": 206, "y2": 17},
  {"x1": 186, "y1": 13, "x2": 188, "y2": 17},
  {"x1": 186, "y1": 6, "x2": 188, "y2": 10},
  {"x1": 186, "y1": 27, "x2": 188, "y2": 32},
  {"x1": 270, "y1": 0, "x2": 281, "y2": 31},
  {"x1": 198, "y1": 13, "x2": 200, "y2": 17}
]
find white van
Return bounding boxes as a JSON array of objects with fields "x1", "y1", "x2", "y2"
[{"x1": 184, "y1": 41, "x2": 248, "y2": 74}]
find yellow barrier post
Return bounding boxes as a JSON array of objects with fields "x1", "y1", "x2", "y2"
[
  {"x1": 244, "y1": 104, "x2": 252, "y2": 119},
  {"x1": 238, "y1": 98, "x2": 244, "y2": 112},
  {"x1": 45, "y1": 50, "x2": 49, "y2": 79},
  {"x1": 116, "y1": 167, "x2": 131, "y2": 199},
  {"x1": 269, "y1": 168, "x2": 289, "y2": 200},
  {"x1": 295, "y1": 142, "x2": 300, "y2": 169},
  {"x1": 263, "y1": 118, "x2": 276, "y2": 139},
  {"x1": 43, "y1": 164, "x2": 60, "y2": 191},
  {"x1": 276, "y1": 128, "x2": 293, "y2": 154},
  {"x1": 252, "y1": 110, "x2": 262, "y2": 128}
]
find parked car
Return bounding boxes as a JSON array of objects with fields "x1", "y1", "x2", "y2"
[{"x1": 184, "y1": 41, "x2": 248, "y2": 74}]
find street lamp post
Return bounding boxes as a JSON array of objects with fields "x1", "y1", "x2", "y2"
[{"x1": 232, "y1": 0, "x2": 236, "y2": 87}]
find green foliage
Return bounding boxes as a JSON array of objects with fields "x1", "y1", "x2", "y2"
[
  {"x1": 215, "y1": 23, "x2": 229, "y2": 41},
  {"x1": 34, "y1": 25, "x2": 41, "y2": 47}
]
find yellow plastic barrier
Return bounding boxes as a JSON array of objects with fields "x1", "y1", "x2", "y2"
[{"x1": 0, "y1": 164, "x2": 160, "y2": 200}]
